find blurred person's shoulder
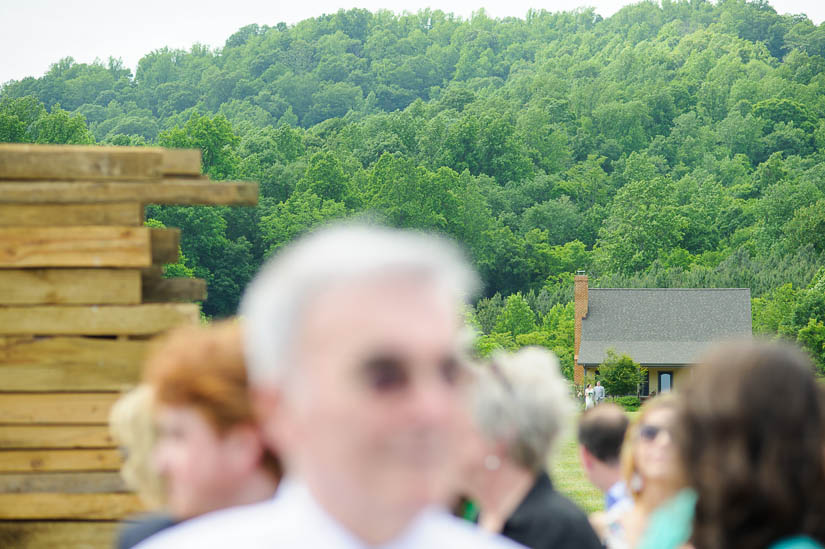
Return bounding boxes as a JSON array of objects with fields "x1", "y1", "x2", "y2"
[
  {"x1": 132, "y1": 496, "x2": 283, "y2": 549},
  {"x1": 502, "y1": 472, "x2": 602, "y2": 549},
  {"x1": 133, "y1": 480, "x2": 524, "y2": 549}
]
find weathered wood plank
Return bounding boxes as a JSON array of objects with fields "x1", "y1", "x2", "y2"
[
  {"x1": 0, "y1": 393, "x2": 119, "y2": 424},
  {"x1": 0, "y1": 202, "x2": 143, "y2": 227},
  {"x1": 0, "y1": 144, "x2": 163, "y2": 181},
  {"x1": 161, "y1": 148, "x2": 201, "y2": 176},
  {"x1": 0, "y1": 269, "x2": 141, "y2": 305},
  {"x1": 0, "y1": 425, "x2": 115, "y2": 448},
  {"x1": 0, "y1": 336, "x2": 148, "y2": 391},
  {"x1": 0, "y1": 449, "x2": 122, "y2": 472},
  {"x1": 0, "y1": 303, "x2": 200, "y2": 335},
  {"x1": 0, "y1": 180, "x2": 258, "y2": 205},
  {"x1": 143, "y1": 277, "x2": 207, "y2": 303},
  {"x1": 0, "y1": 472, "x2": 126, "y2": 493},
  {"x1": 0, "y1": 493, "x2": 141, "y2": 519},
  {"x1": 0, "y1": 226, "x2": 151, "y2": 268},
  {"x1": 150, "y1": 228, "x2": 180, "y2": 265},
  {"x1": 0, "y1": 521, "x2": 119, "y2": 549}
]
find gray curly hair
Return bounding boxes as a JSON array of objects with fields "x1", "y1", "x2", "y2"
[{"x1": 469, "y1": 347, "x2": 575, "y2": 471}]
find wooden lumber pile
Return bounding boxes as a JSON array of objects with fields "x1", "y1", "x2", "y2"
[{"x1": 0, "y1": 144, "x2": 258, "y2": 548}]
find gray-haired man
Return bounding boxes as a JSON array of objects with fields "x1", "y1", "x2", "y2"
[{"x1": 137, "y1": 224, "x2": 522, "y2": 548}]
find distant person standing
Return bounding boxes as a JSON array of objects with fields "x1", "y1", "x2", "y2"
[
  {"x1": 585, "y1": 384, "x2": 596, "y2": 410},
  {"x1": 594, "y1": 381, "x2": 605, "y2": 405}
]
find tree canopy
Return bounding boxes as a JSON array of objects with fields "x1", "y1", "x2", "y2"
[{"x1": 3, "y1": 1, "x2": 825, "y2": 373}]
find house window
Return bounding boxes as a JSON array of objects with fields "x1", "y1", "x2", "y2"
[{"x1": 658, "y1": 371, "x2": 674, "y2": 392}]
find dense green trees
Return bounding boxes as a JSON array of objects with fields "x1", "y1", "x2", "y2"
[{"x1": 3, "y1": 1, "x2": 825, "y2": 373}]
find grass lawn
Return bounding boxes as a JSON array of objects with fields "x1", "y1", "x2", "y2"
[
  {"x1": 549, "y1": 419, "x2": 603, "y2": 514},
  {"x1": 549, "y1": 410, "x2": 638, "y2": 515}
]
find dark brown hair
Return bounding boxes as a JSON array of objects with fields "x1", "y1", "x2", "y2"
[
  {"x1": 679, "y1": 340, "x2": 825, "y2": 549},
  {"x1": 144, "y1": 320, "x2": 281, "y2": 480},
  {"x1": 578, "y1": 403, "x2": 629, "y2": 465}
]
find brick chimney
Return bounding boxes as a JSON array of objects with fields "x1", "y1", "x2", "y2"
[{"x1": 573, "y1": 271, "x2": 588, "y2": 385}]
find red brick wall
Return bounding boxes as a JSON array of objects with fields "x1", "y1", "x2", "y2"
[{"x1": 573, "y1": 274, "x2": 588, "y2": 385}]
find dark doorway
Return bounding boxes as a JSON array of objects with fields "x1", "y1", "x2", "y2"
[
  {"x1": 658, "y1": 371, "x2": 674, "y2": 393},
  {"x1": 640, "y1": 370, "x2": 650, "y2": 397}
]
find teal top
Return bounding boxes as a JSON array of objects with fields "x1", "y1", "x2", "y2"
[
  {"x1": 770, "y1": 537, "x2": 824, "y2": 549},
  {"x1": 637, "y1": 488, "x2": 698, "y2": 549}
]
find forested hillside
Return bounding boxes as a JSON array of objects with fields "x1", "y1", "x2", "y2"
[{"x1": 2, "y1": 0, "x2": 825, "y2": 377}]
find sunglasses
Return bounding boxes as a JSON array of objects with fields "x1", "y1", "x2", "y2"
[{"x1": 638, "y1": 424, "x2": 671, "y2": 442}]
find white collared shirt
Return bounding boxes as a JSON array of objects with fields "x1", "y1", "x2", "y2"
[{"x1": 135, "y1": 478, "x2": 524, "y2": 549}]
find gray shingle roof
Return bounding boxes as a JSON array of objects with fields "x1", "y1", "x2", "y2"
[{"x1": 578, "y1": 288, "x2": 752, "y2": 365}]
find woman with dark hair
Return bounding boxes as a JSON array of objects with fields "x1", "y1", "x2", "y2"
[{"x1": 679, "y1": 340, "x2": 825, "y2": 549}]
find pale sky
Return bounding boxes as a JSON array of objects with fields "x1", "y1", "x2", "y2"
[{"x1": 1, "y1": 0, "x2": 822, "y2": 86}]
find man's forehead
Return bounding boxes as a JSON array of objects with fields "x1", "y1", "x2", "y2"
[
  {"x1": 298, "y1": 275, "x2": 459, "y2": 347},
  {"x1": 311, "y1": 274, "x2": 453, "y2": 313}
]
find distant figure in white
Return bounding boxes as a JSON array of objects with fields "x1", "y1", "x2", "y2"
[
  {"x1": 136, "y1": 223, "x2": 522, "y2": 549},
  {"x1": 585, "y1": 383, "x2": 596, "y2": 410}
]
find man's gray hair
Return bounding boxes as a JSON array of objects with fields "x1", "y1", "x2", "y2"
[
  {"x1": 470, "y1": 347, "x2": 574, "y2": 471},
  {"x1": 240, "y1": 222, "x2": 480, "y2": 385}
]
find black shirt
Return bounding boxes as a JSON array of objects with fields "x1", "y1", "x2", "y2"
[{"x1": 501, "y1": 471, "x2": 603, "y2": 549}]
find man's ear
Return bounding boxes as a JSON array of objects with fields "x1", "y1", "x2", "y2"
[
  {"x1": 579, "y1": 444, "x2": 593, "y2": 471},
  {"x1": 252, "y1": 384, "x2": 285, "y2": 454}
]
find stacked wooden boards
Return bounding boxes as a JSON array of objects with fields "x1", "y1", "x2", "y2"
[{"x1": 0, "y1": 144, "x2": 258, "y2": 548}]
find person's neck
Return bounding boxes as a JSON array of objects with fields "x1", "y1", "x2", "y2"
[
  {"x1": 475, "y1": 461, "x2": 536, "y2": 534},
  {"x1": 598, "y1": 466, "x2": 623, "y2": 494},
  {"x1": 226, "y1": 468, "x2": 279, "y2": 509},
  {"x1": 637, "y1": 477, "x2": 681, "y2": 513}
]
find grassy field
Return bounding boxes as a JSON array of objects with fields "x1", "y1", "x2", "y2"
[{"x1": 549, "y1": 418, "x2": 604, "y2": 514}]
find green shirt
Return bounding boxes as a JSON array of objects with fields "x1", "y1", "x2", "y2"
[
  {"x1": 637, "y1": 488, "x2": 698, "y2": 549},
  {"x1": 770, "y1": 536, "x2": 824, "y2": 549}
]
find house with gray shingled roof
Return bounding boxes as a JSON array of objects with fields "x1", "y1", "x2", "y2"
[{"x1": 573, "y1": 273, "x2": 752, "y2": 395}]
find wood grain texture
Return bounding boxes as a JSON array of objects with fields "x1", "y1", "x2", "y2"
[
  {"x1": 0, "y1": 303, "x2": 200, "y2": 335},
  {"x1": 0, "y1": 425, "x2": 115, "y2": 448},
  {"x1": 0, "y1": 269, "x2": 141, "y2": 305},
  {"x1": 0, "y1": 393, "x2": 120, "y2": 424},
  {"x1": 150, "y1": 228, "x2": 180, "y2": 265},
  {"x1": 0, "y1": 472, "x2": 126, "y2": 493},
  {"x1": 0, "y1": 521, "x2": 119, "y2": 549},
  {"x1": 0, "y1": 226, "x2": 151, "y2": 268},
  {"x1": 0, "y1": 449, "x2": 122, "y2": 472},
  {"x1": 0, "y1": 336, "x2": 148, "y2": 391},
  {"x1": 0, "y1": 202, "x2": 143, "y2": 227},
  {"x1": 0, "y1": 179, "x2": 258, "y2": 205},
  {"x1": 142, "y1": 277, "x2": 207, "y2": 303},
  {"x1": 0, "y1": 144, "x2": 163, "y2": 180},
  {"x1": 161, "y1": 148, "x2": 201, "y2": 176},
  {"x1": 0, "y1": 493, "x2": 142, "y2": 519}
]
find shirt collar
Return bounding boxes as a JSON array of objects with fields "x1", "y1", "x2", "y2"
[{"x1": 275, "y1": 477, "x2": 454, "y2": 549}]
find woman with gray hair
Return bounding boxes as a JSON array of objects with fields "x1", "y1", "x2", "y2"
[{"x1": 459, "y1": 346, "x2": 603, "y2": 549}]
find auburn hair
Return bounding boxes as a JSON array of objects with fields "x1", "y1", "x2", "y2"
[{"x1": 144, "y1": 320, "x2": 280, "y2": 479}]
